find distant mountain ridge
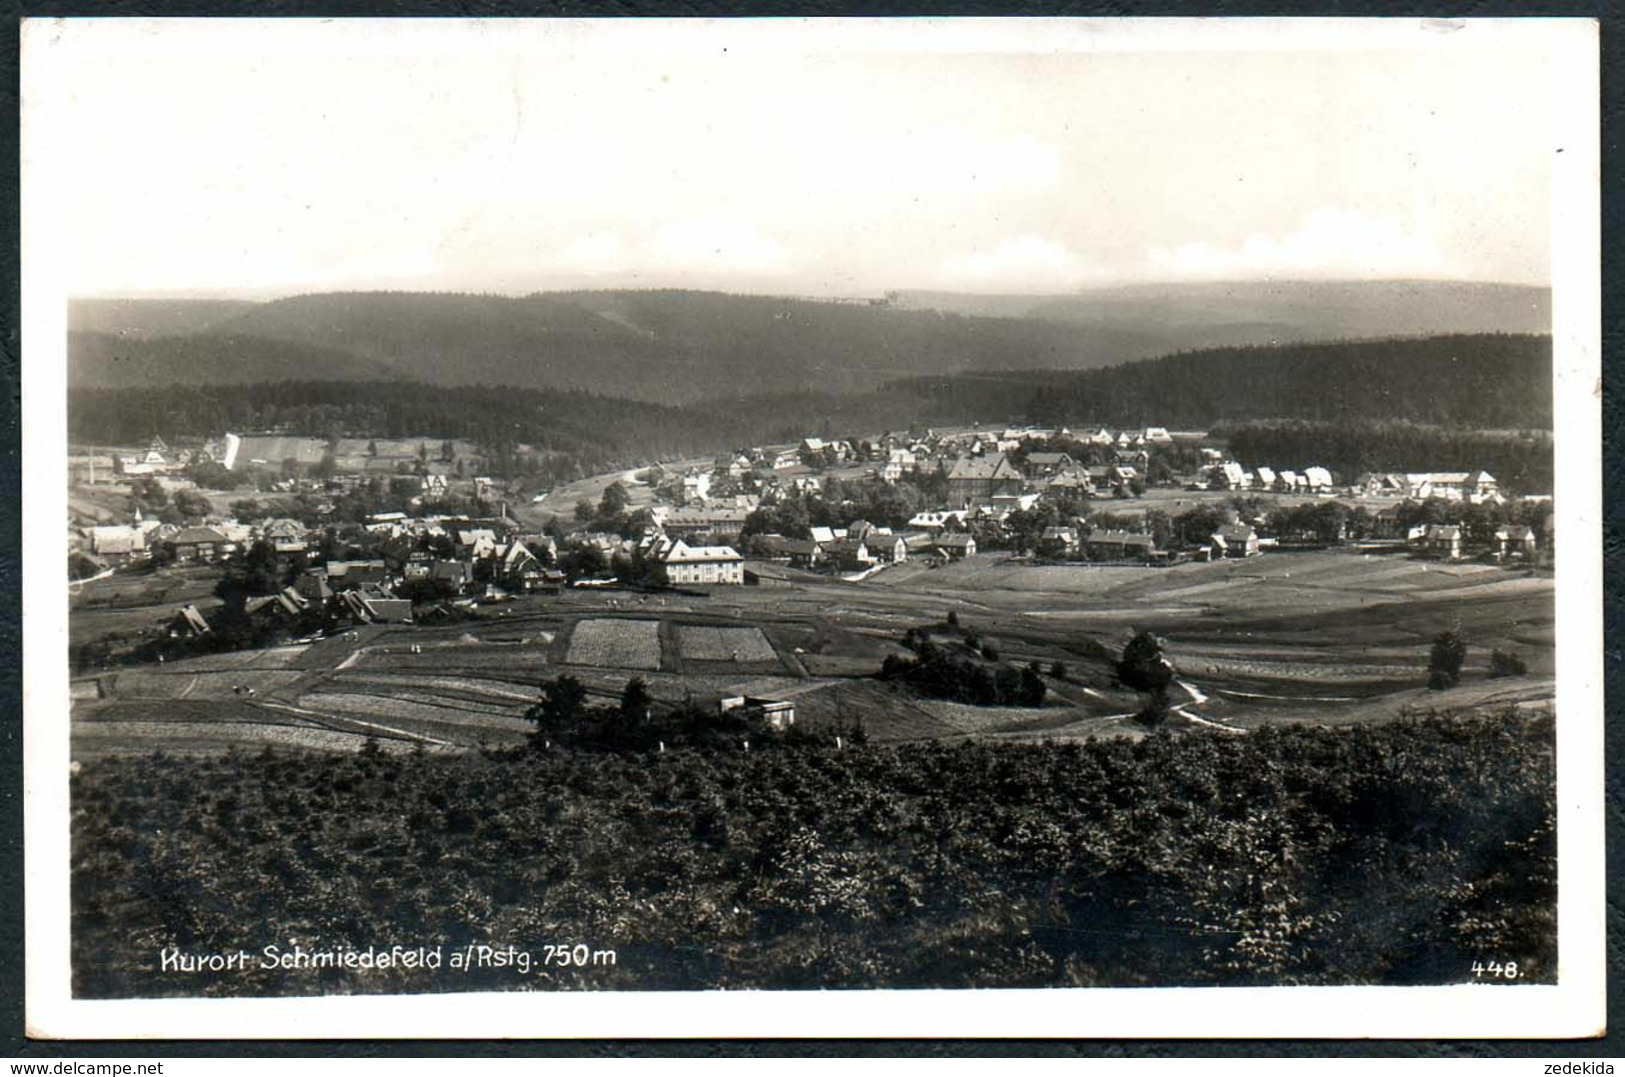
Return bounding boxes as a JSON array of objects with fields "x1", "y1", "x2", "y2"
[
  {"x1": 892, "y1": 279, "x2": 1550, "y2": 350},
  {"x1": 67, "y1": 281, "x2": 1550, "y2": 403}
]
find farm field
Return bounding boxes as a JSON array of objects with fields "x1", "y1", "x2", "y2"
[
  {"x1": 564, "y1": 618, "x2": 663, "y2": 670},
  {"x1": 70, "y1": 566, "x2": 224, "y2": 647},
  {"x1": 67, "y1": 543, "x2": 1555, "y2": 758},
  {"x1": 677, "y1": 624, "x2": 777, "y2": 663}
]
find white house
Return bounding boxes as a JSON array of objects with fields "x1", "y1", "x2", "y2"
[{"x1": 655, "y1": 540, "x2": 745, "y2": 586}]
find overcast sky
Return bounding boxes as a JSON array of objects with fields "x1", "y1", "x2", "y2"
[{"x1": 26, "y1": 18, "x2": 1565, "y2": 298}]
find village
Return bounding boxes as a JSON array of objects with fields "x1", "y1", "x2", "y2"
[{"x1": 63, "y1": 417, "x2": 1554, "y2": 731}]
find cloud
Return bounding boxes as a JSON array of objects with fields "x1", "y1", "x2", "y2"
[
  {"x1": 1148, "y1": 207, "x2": 1452, "y2": 280},
  {"x1": 938, "y1": 235, "x2": 1105, "y2": 292}
]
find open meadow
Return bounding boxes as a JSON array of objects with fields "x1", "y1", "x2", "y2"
[{"x1": 69, "y1": 546, "x2": 1554, "y2": 760}]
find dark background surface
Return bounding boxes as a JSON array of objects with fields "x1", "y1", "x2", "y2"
[{"x1": 1, "y1": 0, "x2": 1619, "y2": 1058}]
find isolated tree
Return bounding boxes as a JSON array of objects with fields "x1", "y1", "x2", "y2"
[
  {"x1": 528, "y1": 675, "x2": 588, "y2": 744},
  {"x1": 1428, "y1": 631, "x2": 1468, "y2": 690},
  {"x1": 1118, "y1": 631, "x2": 1175, "y2": 695},
  {"x1": 574, "y1": 499, "x2": 595, "y2": 525},
  {"x1": 1118, "y1": 630, "x2": 1176, "y2": 725},
  {"x1": 599, "y1": 481, "x2": 630, "y2": 519},
  {"x1": 620, "y1": 677, "x2": 653, "y2": 726},
  {"x1": 172, "y1": 490, "x2": 213, "y2": 520},
  {"x1": 187, "y1": 460, "x2": 234, "y2": 490},
  {"x1": 130, "y1": 475, "x2": 168, "y2": 509}
]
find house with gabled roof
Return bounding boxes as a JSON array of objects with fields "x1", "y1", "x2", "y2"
[
  {"x1": 1303, "y1": 466, "x2": 1334, "y2": 490},
  {"x1": 262, "y1": 518, "x2": 308, "y2": 554},
  {"x1": 1084, "y1": 529, "x2": 1158, "y2": 562},
  {"x1": 88, "y1": 524, "x2": 148, "y2": 563},
  {"x1": 294, "y1": 568, "x2": 335, "y2": 604},
  {"x1": 822, "y1": 536, "x2": 874, "y2": 572},
  {"x1": 754, "y1": 534, "x2": 821, "y2": 568},
  {"x1": 864, "y1": 529, "x2": 908, "y2": 564},
  {"x1": 1210, "y1": 523, "x2": 1261, "y2": 558},
  {"x1": 168, "y1": 604, "x2": 212, "y2": 640},
  {"x1": 946, "y1": 454, "x2": 1024, "y2": 506},
  {"x1": 1025, "y1": 452, "x2": 1075, "y2": 477},
  {"x1": 1410, "y1": 524, "x2": 1463, "y2": 560},
  {"x1": 1042, "y1": 469, "x2": 1093, "y2": 502},
  {"x1": 166, "y1": 526, "x2": 228, "y2": 563},
  {"x1": 1037, "y1": 525, "x2": 1081, "y2": 559},
  {"x1": 662, "y1": 508, "x2": 750, "y2": 542},
  {"x1": 1495, "y1": 525, "x2": 1537, "y2": 559},
  {"x1": 245, "y1": 587, "x2": 311, "y2": 621},
  {"x1": 932, "y1": 533, "x2": 977, "y2": 560}
]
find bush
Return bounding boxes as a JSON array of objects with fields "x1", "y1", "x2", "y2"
[
  {"x1": 1490, "y1": 650, "x2": 1528, "y2": 678},
  {"x1": 1428, "y1": 631, "x2": 1468, "y2": 690}
]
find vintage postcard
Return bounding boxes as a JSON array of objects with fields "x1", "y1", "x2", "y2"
[{"x1": 21, "y1": 17, "x2": 1603, "y2": 1039}]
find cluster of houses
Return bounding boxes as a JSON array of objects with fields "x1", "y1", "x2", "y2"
[
  {"x1": 1203, "y1": 462, "x2": 1337, "y2": 493},
  {"x1": 73, "y1": 516, "x2": 255, "y2": 577},
  {"x1": 69, "y1": 436, "x2": 193, "y2": 481},
  {"x1": 1201, "y1": 461, "x2": 1507, "y2": 506},
  {"x1": 646, "y1": 425, "x2": 1192, "y2": 511},
  {"x1": 160, "y1": 514, "x2": 568, "y2": 641},
  {"x1": 1031, "y1": 521, "x2": 1262, "y2": 564},
  {"x1": 1354, "y1": 471, "x2": 1503, "y2": 504},
  {"x1": 1406, "y1": 522, "x2": 1538, "y2": 561},
  {"x1": 747, "y1": 521, "x2": 977, "y2": 574}
]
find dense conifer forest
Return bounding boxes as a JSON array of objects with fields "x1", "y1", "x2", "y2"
[
  {"x1": 891, "y1": 334, "x2": 1552, "y2": 430},
  {"x1": 69, "y1": 334, "x2": 1554, "y2": 491},
  {"x1": 72, "y1": 711, "x2": 1555, "y2": 997}
]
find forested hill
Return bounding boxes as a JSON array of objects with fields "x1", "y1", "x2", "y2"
[
  {"x1": 883, "y1": 334, "x2": 1553, "y2": 430},
  {"x1": 69, "y1": 290, "x2": 1138, "y2": 404},
  {"x1": 70, "y1": 335, "x2": 1553, "y2": 481},
  {"x1": 67, "y1": 381, "x2": 733, "y2": 484},
  {"x1": 68, "y1": 331, "x2": 395, "y2": 390},
  {"x1": 68, "y1": 283, "x2": 1550, "y2": 405}
]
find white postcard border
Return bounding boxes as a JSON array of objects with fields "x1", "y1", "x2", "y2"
[{"x1": 20, "y1": 16, "x2": 1605, "y2": 1041}]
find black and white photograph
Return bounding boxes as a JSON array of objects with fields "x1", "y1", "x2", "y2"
[{"x1": 22, "y1": 16, "x2": 1603, "y2": 1039}]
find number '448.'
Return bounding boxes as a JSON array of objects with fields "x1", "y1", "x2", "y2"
[{"x1": 1471, "y1": 960, "x2": 1519, "y2": 980}]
